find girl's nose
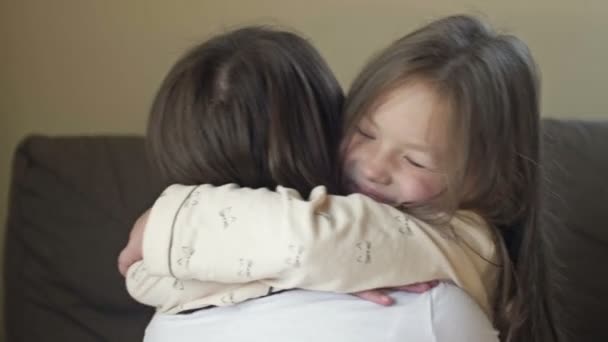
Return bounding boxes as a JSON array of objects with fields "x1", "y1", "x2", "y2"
[{"x1": 360, "y1": 154, "x2": 391, "y2": 185}]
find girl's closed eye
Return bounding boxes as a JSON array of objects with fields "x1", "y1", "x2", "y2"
[
  {"x1": 356, "y1": 126, "x2": 376, "y2": 140},
  {"x1": 404, "y1": 156, "x2": 427, "y2": 169},
  {"x1": 404, "y1": 153, "x2": 438, "y2": 171}
]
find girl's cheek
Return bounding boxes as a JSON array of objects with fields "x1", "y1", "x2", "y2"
[
  {"x1": 425, "y1": 173, "x2": 448, "y2": 198},
  {"x1": 400, "y1": 173, "x2": 445, "y2": 203},
  {"x1": 415, "y1": 181, "x2": 439, "y2": 202}
]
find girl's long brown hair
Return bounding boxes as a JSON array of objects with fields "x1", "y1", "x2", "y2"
[{"x1": 344, "y1": 15, "x2": 555, "y2": 341}]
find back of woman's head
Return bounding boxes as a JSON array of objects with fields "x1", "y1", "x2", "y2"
[
  {"x1": 344, "y1": 15, "x2": 550, "y2": 341},
  {"x1": 148, "y1": 26, "x2": 344, "y2": 196}
]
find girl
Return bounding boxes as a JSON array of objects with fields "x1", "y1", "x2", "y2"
[{"x1": 121, "y1": 15, "x2": 547, "y2": 341}]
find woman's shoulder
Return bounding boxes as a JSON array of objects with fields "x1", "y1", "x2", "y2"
[{"x1": 427, "y1": 283, "x2": 500, "y2": 342}]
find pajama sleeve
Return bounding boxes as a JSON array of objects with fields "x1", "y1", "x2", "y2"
[
  {"x1": 140, "y1": 184, "x2": 498, "y2": 316},
  {"x1": 126, "y1": 260, "x2": 276, "y2": 313}
]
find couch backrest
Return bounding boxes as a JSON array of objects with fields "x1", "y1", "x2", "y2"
[
  {"x1": 4, "y1": 135, "x2": 165, "y2": 341},
  {"x1": 540, "y1": 119, "x2": 608, "y2": 342}
]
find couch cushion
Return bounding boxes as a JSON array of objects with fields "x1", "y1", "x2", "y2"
[
  {"x1": 541, "y1": 119, "x2": 608, "y2": 342},
  {"x1": 4, "y1": 135, "x2": 165, "y2": 341}
]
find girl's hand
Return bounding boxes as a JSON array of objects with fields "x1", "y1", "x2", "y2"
[
  {"x1": 353, "y1": 281, "x2": 440, "y2": 305},
  {"x1": 117, "y1": 209, "x2": 151, "y2": 276}
]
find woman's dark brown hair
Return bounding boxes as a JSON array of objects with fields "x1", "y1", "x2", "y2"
[
  {"x1": 147, "y1": 26, "x2": 344, "y2": 196},
  {"x1": 344, "y1": 15, "x2": 553, "y2": 341}
]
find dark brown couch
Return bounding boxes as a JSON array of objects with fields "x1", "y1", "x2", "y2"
[{"x1": 3, "y1": 119, "x2": 608, "y2": 341}]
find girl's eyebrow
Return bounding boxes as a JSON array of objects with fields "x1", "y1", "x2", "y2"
[{"x1": 403, "y1": 142, "x2": 432, "y2": 152}]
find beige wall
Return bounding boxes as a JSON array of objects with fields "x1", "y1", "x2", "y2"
[{"x1": 1, "y1": 0, "x2": 607, "y2": 336}]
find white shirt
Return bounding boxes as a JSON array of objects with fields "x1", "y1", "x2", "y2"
[{"x1": 143, "y1": 283, "x2": 499, "y2": 342}]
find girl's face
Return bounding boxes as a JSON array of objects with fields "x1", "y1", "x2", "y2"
[{"x1": 343, "y1": 81, "x2": 448, "y2": 207}]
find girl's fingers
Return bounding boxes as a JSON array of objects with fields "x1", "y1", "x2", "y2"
[{"x1": 353, "y1": 290, "x2": 394, "y2": 306}]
